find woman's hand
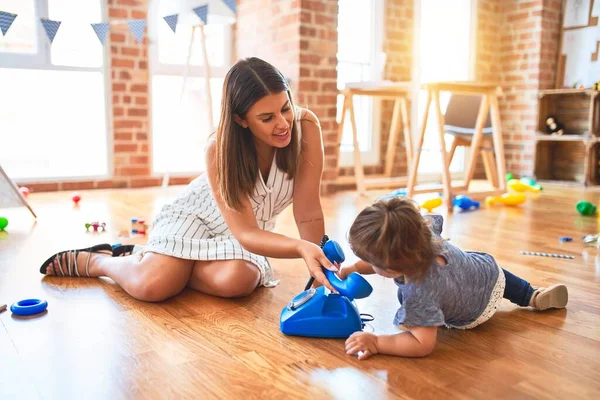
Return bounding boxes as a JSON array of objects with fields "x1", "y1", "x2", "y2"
[
  {"x1": 297, "y1": 240, "x2": 338, "y2": 292},
  {"x1": 345, "y1": 332, "x2": 379, "y2": 360}
]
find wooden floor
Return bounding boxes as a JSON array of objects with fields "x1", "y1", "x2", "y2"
[{"x1": 1, "y1": 183, "x2": 600, "y2": 399}]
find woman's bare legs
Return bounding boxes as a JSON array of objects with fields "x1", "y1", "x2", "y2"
[
  {"x1": 187, "y1": 260, "x2": 261, "y2": 298},
  {"x1": 45, "y1": 252, "x2": 194, "y2": 302}
]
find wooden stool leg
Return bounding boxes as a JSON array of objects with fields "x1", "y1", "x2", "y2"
[
  {"x1": 385, "y1": 99, "x2": 402, "y2": 177},
  {"x1": 481, "y1": 149, "x2": 499, "y2": 188},
  {"x1": 348, "y1": 95, "x2": 366, "y2": 195},
  {"x1": 489, "y1": 94, "x2": 507, "y2": 191},
  {"x1": 463, "y1": 94, "x2": 490, "y2": 189},
  {"x1": 407, "y1": 91, "x2": 432, "y2": 196},
  {"x1": 336, "y1": 95, "x2": 348, "y2": 152},
  {"x1": 447, "y1": 138, "x2": 459, "y2": 168},
  {"x1": 432, "y1": 90, "x2": 453, "y2": 210},
  {"x1": 400, "y1": 97, "x2": 413, "y2": 167}
]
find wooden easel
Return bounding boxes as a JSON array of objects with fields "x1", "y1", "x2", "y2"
[
  {"x1": 335, "y1": 81, "x2": 413, "y2": 195},
  {"x1": 406, "y1": 81, "x2": 507, "y2": 210}
]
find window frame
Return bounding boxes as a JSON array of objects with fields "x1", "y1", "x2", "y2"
[
  {"x1": 337, "y1": 0, "x2": 385, "y2": 167},
  {"x1": 1, "y1": 0, "x2": 112, "y2": 184},
  {"x1": 147, "y1": 0, "x2": 233, "y2": 177},
  {"x1": 410, "y1": 0, "x2": 479, "y2": 182}
]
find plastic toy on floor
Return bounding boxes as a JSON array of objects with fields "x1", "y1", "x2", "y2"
[
  {"x1": 131, "y1": 218, "x2": 148, "y2": 235},
  {"x1": 453, "y1": 195, "x2": 480, "y2": 211},
  {"x1": 379, "y1": 188, "x2": 407, "y2": 201},
  {"x1": 485, "y1": 193, "x2": 527, "y2": 207},
  {"x1": 576, "y1": 201, "x2": 596, "y2": 216},
  {"x1": 507, "y1": 179, "x2": 540, "y2": 193},
  {"x1": 85, "y1": 222, "x2": 106, "y2": 232},
  {"x1": 420, "y1": 197, "x2": 443, "y2": 213},
  {"x1": 280, "y1": 237, "x2": 373, "y2": 339}
]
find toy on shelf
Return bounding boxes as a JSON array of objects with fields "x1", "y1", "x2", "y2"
[
  {"x1": 18, "y1": 186, "x2": 30, "y2": 198},
  {"x1": 507, "y1": 179, "x2": 541, "y2": 193},
  {"x1": 85, "y1": 222, "x2": 106, "y2": 232},
  {"x1": 420, "y1": 197, "x2": 443, "y2": 213},
  {"x1": 131, "y1": 218, "x2": 148, "y2": 235},
  {"x1": 0, "y1": 217, "x2": 8, "y2": 231},
  {"x1": 545, "y1": 116, "x2": 565, "y2": 136},
  {"x1": 453, "y1": 195, "x2": 480, "y2": 211},
  {"x1": 280, "y1": 237, "x2": 373, "y2": 339},
  {"x1": 576, "y1": 201, "x2": 596, "y2": 216},
  {"x1": 485, "y1": 193, "x2": 527, "y2": 207},
  {"x1": 72, "y1": 193, "x2": 81, "y2": 205}
]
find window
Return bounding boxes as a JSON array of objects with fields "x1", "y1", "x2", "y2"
[
  {"x1": 148, "y1": 1, "x2": 232, "y2": 175},
  {"x1": 0, "y1": 0, "x2": 109, "y2": 181},
  {"x1": 412, "y1": 0, "x2": 477, "y2": 177},
  {"x1": 337, "y1": 0, "x2": 384, "y2": 166}
]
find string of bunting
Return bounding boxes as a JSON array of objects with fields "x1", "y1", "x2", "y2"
[{"x1": 0, "y1": 0, "x2": 236, "y2": 45}]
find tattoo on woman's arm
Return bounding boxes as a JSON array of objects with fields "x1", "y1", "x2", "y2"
[{"x1": 298, "y1": 216, "x2": 324, "y2": 224}]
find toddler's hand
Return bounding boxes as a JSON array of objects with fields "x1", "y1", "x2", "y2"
[
  {"x1": 338, "y1": 264, "x2": 357, "y2": 280},
  {"x1": 345, "y1": 332, "x2": 379, "y2": 360}
]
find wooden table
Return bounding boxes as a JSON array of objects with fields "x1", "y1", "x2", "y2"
[
  {"x1": 335, "y1": 81, "x2": 413, "y2": 195},
  {"x1": 406, "y1": 81, "x2": 507, "y2": 210}
]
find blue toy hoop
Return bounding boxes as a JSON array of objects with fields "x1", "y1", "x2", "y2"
[{"x1": 10, "y1": 299, "x2": 48, "y2": 316}]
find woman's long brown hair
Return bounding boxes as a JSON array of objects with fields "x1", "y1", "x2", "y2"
[{"x1": 215, "y1": 57, "x2": 300, "y2": 211}]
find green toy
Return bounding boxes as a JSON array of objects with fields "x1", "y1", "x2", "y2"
[
  {"x1": 520, "y1": 177, "x2": 542, "y2": 190},
  {"x1": 576, "y1": 201, "x2": 597, "y2": 216},
  {"x1": 506, "y1": 173, "x2": 514, "y2": 181},
  {"x1": 0, "y1": 217, "x2": 8, "y2": 231}
]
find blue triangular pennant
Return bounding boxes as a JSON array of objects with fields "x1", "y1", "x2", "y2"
[
  {"x1": 40, "y1": 18, "x2": 61, "y2": 43},
  {"x1": 90, "y1": 22, "x2": 110, "y2": 45},
  {"x1": 222, "y1": 0, "x2": 236, "y2": 14},
  {"x1": 0, "y1": 11, "x2": 17, "y2": 36},
  {"x1": 127, "y1": 19, "x2": 146, "y2": 43},
  {"x1": 193, "y1": 5, "x2": 208, "y2": 25},
  {"x1": 163, "y1": 13, "x2": 178, "y2": 33}
]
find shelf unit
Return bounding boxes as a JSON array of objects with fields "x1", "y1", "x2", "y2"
[{"x1": 534, "y1": 89, "x2": 600, "y2": 186}]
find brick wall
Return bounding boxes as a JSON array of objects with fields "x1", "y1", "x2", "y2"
[
  {"x1": 477, "y1": 0, "x2": 562, "y2": 178},
  {"x1": 235, "y1": 0, "x2": 300, "y2": 89},
  {"x1": 24, "y1": 0, "x2": 194, "y2": 193},
  {"x1": 297, "y1": 0, "x2": 339, "y2": 192}
]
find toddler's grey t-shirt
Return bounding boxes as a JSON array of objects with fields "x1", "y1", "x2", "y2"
[{"x1": 393, "y1": 215, "x2": 500, "y2": 328}]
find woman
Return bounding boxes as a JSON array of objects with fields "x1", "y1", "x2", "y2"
[{"x1": 39, "y1": 57, "x2": 337, "y2": 301}]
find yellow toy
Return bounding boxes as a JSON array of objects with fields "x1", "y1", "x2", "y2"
[
  {"x1": 420, "y1": 197, "x2": 443, "y2": 213},
  {"x1": 507, "y1": 179, "x2": 540, "y2": 193},
  {"x1": 485, "y1": 193, "x2": 527, "y2": 207}
]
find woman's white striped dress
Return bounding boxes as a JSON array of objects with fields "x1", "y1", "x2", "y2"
[{"x1": 136, "y1": 117, "x2": 302, "y2": 287}]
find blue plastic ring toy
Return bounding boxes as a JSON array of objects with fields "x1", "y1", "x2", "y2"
[{"x1": 10, "y1": 299, "x2": 48, "y2": 316}]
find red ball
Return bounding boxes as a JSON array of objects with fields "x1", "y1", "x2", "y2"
[
  {"x1": 72, "y1": 194, "x2": 81, "y2": 204},
  {"x1": 19, "y1": 187, "x2": 30, "y2": 198}
]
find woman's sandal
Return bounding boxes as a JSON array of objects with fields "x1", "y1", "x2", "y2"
[
  {"x1": 39, "y1": 243, "x2": 113, "y2": 276},
  {"x1": 112, "y1": 244, "x2": 135, "y2": 257}
]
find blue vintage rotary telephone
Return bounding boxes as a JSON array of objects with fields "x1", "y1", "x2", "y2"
[{"x1": 280, "y1": 236, "x2": 373, "y2": 338}]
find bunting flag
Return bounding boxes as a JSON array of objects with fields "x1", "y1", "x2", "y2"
[
  {"x1": 91, "y1": 22, "x2": 110, "y2": 45},
  {"x1": 0, "y1": 11, "x2": 17, "y2": 36},
  {"x1": 163, "y1": 13, "x2": 178, "y2": 33},
  {"x1": 127, "y1": 19, "x2": 146, "y2": 43},
  {"x1": 193, "y1": 5, "x2": 209, "y2": 25},
  {"x1": 40, "y1": 18, "x2": 61, "y2": 43},
  {"x1": 222, "y1": 0, "x2": 237, "y2": 14}
]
